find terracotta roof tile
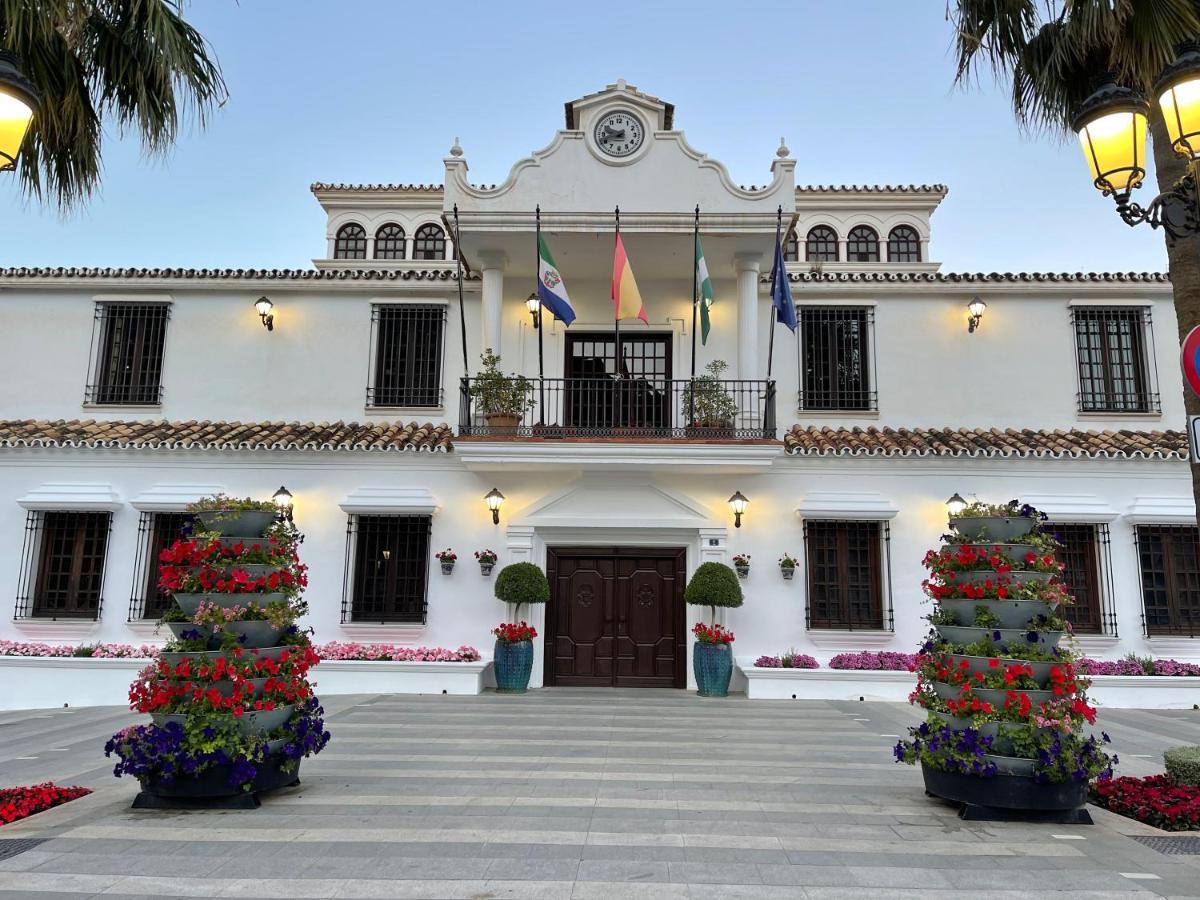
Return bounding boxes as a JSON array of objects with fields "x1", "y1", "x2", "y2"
[
  {"x1": 0, "y1": 267, "x2": 472, "y2": 282},
  {"x1": 0, "y1": 420, "x2": 453, "y2": 453},
  {"x1": 783, "y1": 426, "x2": 1186, "y2": 460},
  {"x1": 795, "y1": 184, "x2": 948, "y2": 195},
  {"x1": 309, "y1": 182, "x2": 443, "y2": 193},
  {"x1": 774, "y1": 271, "x2": 1169, "y2": 285}
]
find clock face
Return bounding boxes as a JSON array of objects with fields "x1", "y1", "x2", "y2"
[{"x1": 594, "y1": 110, "x2": 645, "y2": 158}]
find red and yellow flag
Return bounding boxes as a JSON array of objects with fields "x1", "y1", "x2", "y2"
[{"x1": 612, "y1": 232, "x2": 648, "y2": 324}]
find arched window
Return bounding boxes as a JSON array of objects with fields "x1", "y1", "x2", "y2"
[
  {"x1": 846, "y1": 225, "x2": 880, "y2": 263},
  {"x1": 784, "y1": 230, "x2": 800, "y2": 262},
  {"x1": 412, "y1": 223, "x2": 447, "y2": 260},
  {"x1": 374, "y1": 223, "x2": 406, "y2": 260},
  {"x1": 334, "y1": 223, "x2": 367, "y2": 260},
  {"x1": 887, "y1": 225, "x2": 921, "y2": 263},
  {"x1": 805, "y1": 225, "x2": 839, "y2": 262}
]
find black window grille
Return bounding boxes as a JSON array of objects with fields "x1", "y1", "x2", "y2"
[
  {"x1": 805, "y1": 225, "x2": 839, "y2": 262},
  {"x1": 128, "y1": 511, "x2": 194, "y2": 620},
  {"x1": 374, "y1": 223, "x2": 406, "y2": 260},
  {"x1": 85, "y1": 303, "x2": 170, "y2": 406},
  {"x1": 1053, "y1": 523, "x2": 1116, "y2": 635},
  {"x1": 804, "y1": 519, "x2": 892, "y2": 630},
  {"x1": 342, "y1": 514, "x2": 431, "y2": 623},
  {"x1": 412, "y1": 223, "x2": 447, "y2": 260},
  {"x1": 334, "y1": 223, "x2": 367, "y2": 259},
  {"x1": 887, "y1": 225, "x2": 921, "y2": 262},
  {"x1": 846, "y1": 226, "x2": 880, "y2": 262},
  {"x1": 1072, "y1": 307, "x2": 1159, "y2": 413},
  {"x1": 784, "y1": 230, "x2": 800, "y2": 262},
  {"x1": 1136, "y1": 525, "x2": 1200, "y2": 636},
  {"x1": 15, "y1": 511, "x2": 112, "y2": 620},
  {"x1": 799, "y1": 307, "x2": 875, "y2": 410},
  {"x1": 367, "y1": 304, "x2": 446, "y2": 407}
]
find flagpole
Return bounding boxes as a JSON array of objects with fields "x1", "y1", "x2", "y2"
[
  {"x1": 613, "y1": 206, "x2": 622, "y2": 429},
  {"x1": 535, "y1": 205, "x2": 545, "y2": 424},
  {"x1": 689, "y1": 204, "x2": 699, "y2": 428},
  {"x1": 453, "y1": 205, "x2": 470, "y2": 377},
  {"x1": 767, "y1": 204, "x2": 781, "y2": 380}
]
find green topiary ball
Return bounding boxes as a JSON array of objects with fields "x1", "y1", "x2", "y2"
[
  {"x1": 1164, "y1": 745, "x2": 1200, "y2": 787},
  {"x1": 494, "y1": 562, "x2": 550, "y2": 610},
  {"x1": 684, "y1": 562, "x2": 744, "y2": 614}
]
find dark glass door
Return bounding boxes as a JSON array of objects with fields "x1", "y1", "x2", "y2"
[{"x1": 564, "y1": 333, "x2": 671, "y2": 432}]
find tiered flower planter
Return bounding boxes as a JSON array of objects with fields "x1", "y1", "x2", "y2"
[
  {"x1": 895, "y1": 502, "x2": 1114, "y2": 823},
  {"x1": 105, "y1": 497, "x2": 330, "y2": 809}
]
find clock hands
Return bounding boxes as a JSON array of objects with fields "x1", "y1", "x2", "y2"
[{"x1": 602, "y1": 124, "x2": 627, "y2": 142}]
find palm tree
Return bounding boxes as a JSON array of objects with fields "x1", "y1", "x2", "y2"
[
  {"x1": 950, "y1": 0, "x2": 1200, "y2": 516},
  {"x1": 1, "y1": 0, "x2": 226, "y2": 209}
]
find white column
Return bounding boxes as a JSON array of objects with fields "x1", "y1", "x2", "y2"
[
  {"x1": 478, "y1": 251, "x2": 506, "y2": 360},
  {"x1": 734, "y1": 252, "x2": 762, "y2": 382}
]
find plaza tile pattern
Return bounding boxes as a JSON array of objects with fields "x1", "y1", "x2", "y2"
[{"x1": 0, "y1": 691, "x2": 1198, "y2": 898}]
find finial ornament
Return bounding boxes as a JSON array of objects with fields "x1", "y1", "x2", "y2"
[
  {"x1": 450, "y1": 136, "x2": 463, "y2": 158},
  {"x1": 616, "y1": 78, "x2": 627, "y2": 90},
  {"x1": 777, "y1": 137, "x2": 790, "y2": 158}
]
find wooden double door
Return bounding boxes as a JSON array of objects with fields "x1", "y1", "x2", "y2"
[{"x1": 546, "y1": 548, "x2": 686, "y2": 688}]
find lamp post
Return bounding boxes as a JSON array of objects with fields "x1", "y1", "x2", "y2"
[
  {"x1": 1073, "y1": 43, "x2": 1200, "y2": 240},
  {"x1": 0, "y1": 51, "x2": 40, "y2": 171}
]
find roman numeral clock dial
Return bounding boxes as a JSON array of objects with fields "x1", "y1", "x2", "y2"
[{"x1": 594, "y1": 111, "x2": 644, "y2": 158}]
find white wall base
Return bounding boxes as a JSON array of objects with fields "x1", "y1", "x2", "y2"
[
  {"x1": 0, "y1": 656, "x2": 494, "y2": 711},
  {"x1": 738, "y1": 662, "x2": 912, "y2": 701},
  {"x1": 1088, "y1": 675, "x2": 1200, "y2": 710}
]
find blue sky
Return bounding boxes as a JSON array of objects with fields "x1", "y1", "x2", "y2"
[{"x1": 0, "y1": 0, "x2": 1168, "y2": 272}]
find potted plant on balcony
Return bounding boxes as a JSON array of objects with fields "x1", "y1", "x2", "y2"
[
  {"x1": 779, "y1": 553, "x2": 798, "y2": 580},
  {"x1": 732, "y1": 554, "x2": 750, "y2": 579},
  {"x1": 435, "y1": 548, "x2": 456, "y2": 575},
  {"x1": 474, "y1": 349, "x2": 535, "y2": 431},
  {"x1": 492, "y1": 562, "x2": 549, "y2": 693},
  {"x1": 681, "y1": 360, "x2": 739, "y2": 437},
  {"x1": 684, "y1": 562, "x2": 744, "y2": 697},
  {"x1": 475, "y1": 548, "x2": 497, "y2": 576}
]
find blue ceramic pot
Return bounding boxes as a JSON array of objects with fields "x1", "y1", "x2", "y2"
[
  {"x1": 694, "y1": 642, "x2": 732, "y2": 697},
  {"x1": 494, "y1": 639, "x2": 534, "y2": 693}
]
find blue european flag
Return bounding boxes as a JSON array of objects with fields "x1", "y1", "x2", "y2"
[{"x1": 770, "y1": 231, "x2": 797, "y2": 332}]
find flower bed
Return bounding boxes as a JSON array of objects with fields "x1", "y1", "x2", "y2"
[
  {"x1": 753, "y1": 653, "x2": 818, "y2": 669},
  {"x1": 1079, "y1": 657, "x2": 1200, "y2": 676},
  {"x1": 1090, "y1": 775, "x2": 1200, "y2": 830},
  {"x1": 1, "y1": 783, "x2": 91, "y2": 825},
  {"x1": 0, "y1": 641, "x2": 158, "y2": 658},
  {"x1": 829, "y1": 651, "x2": 917, "y2": 671},
  {"x1": 0, "y1": 640, "x2": 483, "y2": 663}
]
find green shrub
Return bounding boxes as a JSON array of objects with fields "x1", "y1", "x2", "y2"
[
  {"x1": 1164, "y1": 745, "x2": 1200, "y2": 787},
  {"x1": 684, "y1": 562, "x2": 743, "y2": 620},
  {"x1": 494, "y1": 562, "x2": 549, "y2": 620}
]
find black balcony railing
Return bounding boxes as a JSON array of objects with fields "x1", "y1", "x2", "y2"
[{"x1": 459, "y1": 377, "x2": 776, "y2": 439}]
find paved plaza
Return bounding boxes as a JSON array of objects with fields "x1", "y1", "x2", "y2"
[{"x1": 1, "y1": 690, "x2": 1199, "y2": 898}]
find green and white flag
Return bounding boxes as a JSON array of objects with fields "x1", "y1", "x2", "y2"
[{"x1": 695, "y1": 233, "x2": 715, "y2": 344}]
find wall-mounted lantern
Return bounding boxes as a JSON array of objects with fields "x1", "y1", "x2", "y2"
[
  {"x1": 0, "y1": 51, "x2": 40, "y2": 172},
  {"x1": 967, "y1": 297, "x2": 987, "y2": 333},
  {"x1": 728, "y1": 491, "x2": 749, "y2": 529},
  {"x1": 272, "y1": 485, "x2": 294, "y2": 521},
  {"x1": 946, "y1": 492, "x2": 967, "y2": 518},
  {"x1": 254, "y1": 296, "x2": 275, "y2": 332},
  {"x1": 525, "y1": 292, "x2": 541, "y2": 329},
  {"x1": 485, "y1": 488, "x2": 505, "y2": 525}
]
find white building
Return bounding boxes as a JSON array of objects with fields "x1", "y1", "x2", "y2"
[{"x1": 0, "y1": 81, "x2": 1194, "y2": 689}]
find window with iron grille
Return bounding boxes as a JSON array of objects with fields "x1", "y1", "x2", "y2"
[
  {"x1": 799, "y1": 307, "x2": 875, "y2": 410},
  {"x1": 86, "y1": 303, "x2": 170, "y2": 406},
  {"x1": 846, "y1": 225, "x2": 879, "y2": 262},
  {"x1": 129, "y1": 511, "x2": 194, "y2": 620},
  {"x1": 804, "y1": 520, "x2": 891, "y2": 630},
  {"x1": 1053, "y1": 523, "x2": 1110, "y2": 635},
  {"x1": 784, "y1": 230, "x2": 800, "y2": 262},
  {"x1": 1072, "y1": 307, "x2": 1159, "y2": 413},
  {"x1": 1136, "y1": 525, "x2": 1200, "y2": 635},
  {"x1": 334, "y1": 223, "x2": 367, "y2": 259},
  {"x1": 14, "y1": 511, "x2": 112, "y2": 620},
  {"x1": 887, "y1": 225, "x2": 921, "y2": 262},
  {"x1": 367, "y1": 304, "x2": 446, "y2": 407},
  {"x1": 412, "y1": 223, "x2": 447, "y2": 260},
  {"x1": 805, "y1": 225, "x2": 839, "y2": 262},
  {"x1": 342, "y1": 514, "x2": 431, "y2": 623},
  {"x1": 374, "y1": 223, "x2": 406, "y2": 259}
]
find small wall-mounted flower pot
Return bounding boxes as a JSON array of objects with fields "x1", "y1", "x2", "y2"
[
  {"x1": 480, "y1": 562, "x2": 495, "y2": 577},
  {"x1": 734, "y1": 565, "x2": 749, "y2": 579},
  {"x1": 780, "y1": 566, "x2": 795, "y2": 581},
  {"x1": 440, "y1": 561, "x2": 455, "y2": 575}
]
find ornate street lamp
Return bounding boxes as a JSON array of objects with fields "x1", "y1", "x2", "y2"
[
  {"x1": 254, "y1": 296, "x2": 275, "y2": 331},
  {"x1": 1074, "y1": 44, "x2": 1200, "y2": 239},
  {"x1": 0, "y1": 51, "x2": 40, "y2": 172},
  {"x1": 272, "y1": 485, "x2": 294, "y2": 521},
  {"x1": 484, "y1": 487, "x2": 505, "y2": 525},
  {"x1": 728, "y1": 491, "x2": 749, "y2": 529},
  {"x1": 946, "y1": 493, "x2": 967, "y2": 518},
  {"x1": 967, "y1": 298, "x2": 987, "y2": 334},
  {"x1": 525, "y1": 292, "x2": 541, "y2": 329}
]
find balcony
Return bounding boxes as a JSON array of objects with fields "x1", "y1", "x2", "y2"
[{"x1": 458, "y1": 376, "x2": 776, "y2": 441}]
